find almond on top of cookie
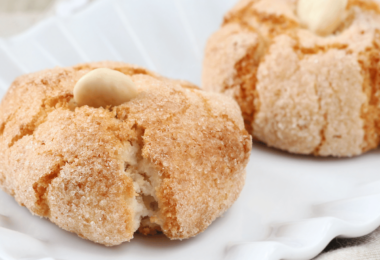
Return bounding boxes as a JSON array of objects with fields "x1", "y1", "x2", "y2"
[
  {"x1": 203, "y1": 0, "x2": 380, "y2": 157},
  {"x1": 0, "y1": 61, "x2": 251, "y2": 246}
]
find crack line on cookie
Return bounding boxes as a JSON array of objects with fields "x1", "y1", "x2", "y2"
[
  {"x1": 8, "y1": 94, "x2": 73, "y2": 148},
  {"x1": 348, "y1": 0, "x2": 380, "y2": 14},
  {"x1": 227, "y1": 43, "x2": 263, "y2": 135},
  {"x1": 0, "y1": 105, "x2": 21, "y2": 137},
  {"x1": 224, "y1": 1, "x2": 298, "y2": 39},
  {"x1": 193, "y1": 90, "x2": 251, "y2": 173},
  {"x1": 33, "y1": 155, "x2": 68, "y2": 217},
  {"x1": 358, "y1": 29, "x2": 380, "y2": 152}
]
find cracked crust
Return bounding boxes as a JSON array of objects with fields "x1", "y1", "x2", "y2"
[
  {"x1": 203, "y1": 0, "x2": 380, "y2": 157},
  {"x1": 0, "y1": 61, "x2": 251, "y2": 245}
]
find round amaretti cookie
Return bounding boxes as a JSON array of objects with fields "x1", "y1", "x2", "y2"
[
  {"x1": 0, "y1": 61, "x2": 251, "y2": 246},
  {"x1": 203, "y1": 0, "x2": 380, "y2": 157}
]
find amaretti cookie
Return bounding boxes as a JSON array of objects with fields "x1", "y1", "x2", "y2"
[
  {"x1": 203, "y1": 0, "x2": 380, "y2": 157},
  {"x1": 0, "y1": 61, "x2": 251, "y2": 246}
]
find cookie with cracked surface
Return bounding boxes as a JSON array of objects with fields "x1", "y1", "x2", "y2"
[
  {"x1": 203, "y1": 0, "x2": 380, "y2": 157},
  {"x1": 0, "y1": 61, "x2": 251, "y2": 246}
]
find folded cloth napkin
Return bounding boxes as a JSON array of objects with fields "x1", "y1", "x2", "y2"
[
  {"x1": 314, "y1": 226, "x2": 380, "y2": 259},
  {"x1": 0, "y1": 0, "x2": 52, "y2": 37},
  {"x1": 0, "y1": 0, "x2": 92, "y2": 37}
]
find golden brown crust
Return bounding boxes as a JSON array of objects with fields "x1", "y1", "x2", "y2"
[
  {"x1": 116, "y1": 74, "x2": 251, "y2": 239},
  {"x1": 202, "y1": 0, "x2": 380, "y2": 157},
  {"x1": 0, "y1": 61, "x2": 251, "y2": 245}
]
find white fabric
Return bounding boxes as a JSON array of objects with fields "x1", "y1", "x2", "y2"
[
  {"x1": 0, "y1": 0, "x2": 92, "y2": 37},
  {"x1": 314, "y1": 227, "x2": 380, "y2": 259},
  {"x1": 0, "y1": 12, "x2": 47, "y2": 37}
]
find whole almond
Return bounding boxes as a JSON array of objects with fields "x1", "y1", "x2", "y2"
[
  {"x1": 297, "y1": 0, "x2": 347, "y2": 36},
  {"x1": 74, "y1": 68, "x2": 138, "y2": 108}
]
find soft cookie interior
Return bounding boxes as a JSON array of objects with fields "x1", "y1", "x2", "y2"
[{"x1": 122, "y1": 138, "x2": 162, "y2": 235}]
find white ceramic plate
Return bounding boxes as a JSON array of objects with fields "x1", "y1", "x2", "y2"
[{"x1": 1, "y1": 1, "x2": 380, "y2": 260}]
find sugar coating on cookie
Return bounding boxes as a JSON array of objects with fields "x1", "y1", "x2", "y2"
[
  {"x1": 0, "y1": 62, "x2": 251, "y2": 246},
  {"x1": 203, "y1": 0, "x2": 380, "y2": 157}
]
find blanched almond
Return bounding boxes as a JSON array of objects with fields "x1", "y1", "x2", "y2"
[
  {"x1": 297, "y1": 0, "x2": 347, "y2": 36},
  {"x1": 74, "y1": 68, "x2": 138, "y2": 108}
]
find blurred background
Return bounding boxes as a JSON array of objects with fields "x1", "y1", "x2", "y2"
[{"x1": 0, "y1": 0, "x2": 93, "y2": 37}]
